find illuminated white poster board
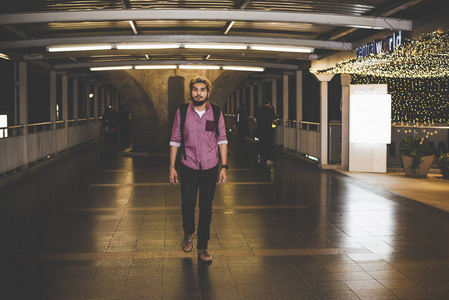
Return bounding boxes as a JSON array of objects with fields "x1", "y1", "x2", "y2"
[
  {"x1": 0, "y1": 115, "x2": 7, "y2": 138},
  {"x1": 350, "y1": 94, "x2": 391, "y2": 144},
  {"x1": 349, "y1": 84, "x2": 391, "y2": 173}
]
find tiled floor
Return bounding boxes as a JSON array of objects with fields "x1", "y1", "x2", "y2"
[{"x1": 1, "y1": 137, "x2": 449, "y2": 299}]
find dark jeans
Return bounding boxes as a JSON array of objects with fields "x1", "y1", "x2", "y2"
[
  {"x1": 180, "y1": 163, "x2": 218, "y2": 250},
  {"x1": 258, "y1": 130, "x2": 274, "y2": 163}
]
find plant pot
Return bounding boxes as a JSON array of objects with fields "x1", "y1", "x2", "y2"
[
  {"x1": 401, "y1": 155, "x2": 435, "y2": 178},
  {"x1": 441, "y1": 167, "x2": 449, "y2": 179}
]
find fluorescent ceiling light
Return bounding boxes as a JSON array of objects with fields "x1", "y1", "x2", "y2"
[
  {"x1": 90, "y1": 66, "x2": 133, "y2": 71},
  {"x1": 223, "y1": 66, "x2": 265, "y2": 72},
  {"x1": 0, "y1": 53, "x2": 9, "y2": 60},
  {"x1": 251, "y1": 45, "x2": 314, "y2": 53},
  {"x1": 224, "y1": 21, "x2": 235, "y2": 35},
  {"x1": 116, "y1": 43, "x2": 179, "y2": 50},
  {"x1": 179, "y1": 65, "x2": 220, "y2": 70},
  {"x1": 135, "y1": 65, "x2": 177, "y2": 70},
  {"x1": 48, "y1": 44, "x2": 112, "y2": 52},
  {"x1": 184, "y1": 43, "x2": 247, "y2": 50}
]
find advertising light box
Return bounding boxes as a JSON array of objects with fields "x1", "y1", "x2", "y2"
[{"x1": 349, "y1": 94, "x2": 391, "y2": 144}]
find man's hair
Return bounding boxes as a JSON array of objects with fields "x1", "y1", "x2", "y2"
[
  {"x1": 189, "y1": 76, "x2": 212, "y2": 93},
  {"x1": 263, "y1": 98, "x2": 271, "y2": 105}
]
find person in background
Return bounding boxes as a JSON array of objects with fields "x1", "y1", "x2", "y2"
[
  {"x1": 168, "y1": 76, "x2": 228, "y2": 264},
  {"x1": 235, "y1": 102, "x2": 249, "y2": 146},
  {"x1": 254, "y1": 99, "x2": 277, "y2": 165}
]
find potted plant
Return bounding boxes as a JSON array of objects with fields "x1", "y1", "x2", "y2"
[
  {"x1": 399, "y1": 136, "x2": 435, "y2": 178},
  {"x1": 438, "y1": 153, "x2": 449, "y2": 179}
]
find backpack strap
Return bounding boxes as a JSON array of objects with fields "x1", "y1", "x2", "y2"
[
  {"x1": 211, "y1": 103, "x2": 220, "y2": 138},
  {"x1": 179, "y1": 103, "x2": 189, "y2": 160}
]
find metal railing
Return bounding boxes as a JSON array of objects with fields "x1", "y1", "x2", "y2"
[{"x1": 0, "y1": 119, "x2": 101, "y2": 175}]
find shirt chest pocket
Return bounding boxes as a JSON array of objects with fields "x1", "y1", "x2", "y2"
[{"x1": 205, "y1": 120, "x2": 215, "y2": 132}]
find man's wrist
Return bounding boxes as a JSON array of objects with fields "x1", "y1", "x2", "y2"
[
  {"x1": 221, "y1": 164, "x2": 229, "y2": 170},
  {"x1": 169, "y1": 165, "x2": 175, "y2": 169}
]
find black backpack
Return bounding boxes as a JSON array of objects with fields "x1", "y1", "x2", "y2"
[{"x1": 179, "y1": 103, "x2": 221, "y2": 160}]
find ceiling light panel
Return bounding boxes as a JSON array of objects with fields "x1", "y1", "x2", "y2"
[
  {"x1": 179, "y1": 65, "x2": 220, "y2": 70},
  {"x1": 223, "y1": 66, "x2": 265, "y2": 72},
  {"x1": 116, "y1": 43, "x2": 179, "y2": 50},
  {"x1": 135, "y1": 65, "x2": 177, "y2": 69},
  {"x1": 184, "y1": 43, "x2": 247, "y2": 50},
  {"x1": 48, "y1": 44, "x2": 112, "y2": 52},
  {"x1": 90, "y1": 66, "x2": 133, "y2": 71},
  {"x1": 251, "y1": 45, "x2": 314, "y2": 53}
]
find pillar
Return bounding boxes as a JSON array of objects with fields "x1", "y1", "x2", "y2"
[
  {"x1": 314, "y1": 74, "x2": 334, "y2": 167},
  {"x1": 94, "y1": 85, "x2": 99, "y2": 119},
  {"x1": 271, "y1": 78, "x2": 277, "y2": 111},
  {"x1": 236, "y1": 89, "x2": 240, "y2": 110},
  {"x1": 85, "y1": 82, "x2": 90, "y2": 119},
  {"x1": 227, "y1": 96, "x2": 230, "y2": 115},
  {"x1": 50, "y1": 70, "x2": 57, "y2": 153},
  {"x1": 18, "y1": 62, "x2": 28, "y2": 167},
  {"x1": 341, "y1": 74, "x2": 350, "y2": 170},
  {"x1": 62, "y1": 73, "x2": 68, "y2": 148},
  {"x1": 106, "y1": 89, "x2": 111, "y2": 108},
  {"x1": 230, "y1": 92, "x2": 235, "y2": 115},
  {"x1": 73, "y1": 78, "x2": 78, "y2": 121},
  {"x1": 257, "y1": 83, "x2": 263, "y2": 107},
  {"x1": 283, "y1": 73, "x2": 289, "y2": 148},
  {"x1": 249, "y1": 85, "x2": 254, "y2": 117},
  {"x1": 100, "y1": 87, "x2": 105, "y2": 116},
  {"x1": 296, "y1": 70, "x2": 303, "y2": 153}
]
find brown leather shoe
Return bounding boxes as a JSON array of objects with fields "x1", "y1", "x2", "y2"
[
  {"x1": 182, "y1": 234, "x2": 193, "y2": 253},
  {"x1": 198, "y1": 249, "x2": 212, "y2": 263}
]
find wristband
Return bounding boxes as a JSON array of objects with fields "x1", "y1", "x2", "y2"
[
  {"x1": 169, "y1": 166, "x2": 175, "y2": 169},
  {"x1": 221, "y1": 164, "x2": 229, "y2": 170}
]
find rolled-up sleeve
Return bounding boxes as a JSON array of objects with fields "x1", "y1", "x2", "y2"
[
  {"x1": 217, "y1": 111, "x2": 228, "y2": 145},
  {"x1": 169, "y1": 109, "x2": 181, "y2": 147}
]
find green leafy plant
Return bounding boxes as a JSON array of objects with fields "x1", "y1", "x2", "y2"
[
  {"x1": 438, "y1": 153, "x2": 449, "y2": 179},
  {"x1": 399, "y1": 136, "x2": 434, "y2": 173}
]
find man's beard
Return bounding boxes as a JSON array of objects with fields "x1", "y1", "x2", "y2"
[{"x1": 192, "y1": 95, "x2": 208, "y2": 106}]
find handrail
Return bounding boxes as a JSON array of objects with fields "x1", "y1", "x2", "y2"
[{"x1": 28, "y1": 121, "x2": 53, "y2": 127}]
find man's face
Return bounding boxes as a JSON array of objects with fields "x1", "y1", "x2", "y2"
[{"x1": 191, "y1": 82, "x2": 209, "y2": 103}]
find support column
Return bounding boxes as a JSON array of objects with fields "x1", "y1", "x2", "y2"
[
  {"x1": 85, "y1": 82, "x2": 91, "y2": 120},
  {"x1": 296, "y1": 70, "x2": 303, "y2": 154},
  {"x1": 341, "y1": 74, "x2": 350, "y2": 170},
  {"x1": 227, "y1": 97, "x2": 230, "y2": 115},
  {"x1": 230, "y1": 92, "x2": 235, "y2": 115},
  {"x1": 50, "y1": 70, "x2": 57, "y2": 153},
  {"x1": 106, "y1": 89, "x2": 111, "y2": 108},
  {"x1": 236, "y1": 89, "x2": 240, "y2": 110},
  {"x1": 18, "y1": 62, "x2": 28, "y2": 168},
  {"x1": 93, "y1": 85, "x2": 99, "y2": 119},
  {"x1": 62, "y1": 73, "x2": 68, "y2": 148},
  {"x1": 271, "y1": 78, "x2": 277, "y2": 111},
  {"x1": 257, "y1": 83, "x2": 263, "y2": 107},
  {"x1": 100, "y1": 87, "x2": 105, "y2": 116},
  {"x1": 73, "y1": 78, "x2": 78, "y2": 121},
  {"x1": 249, "y1": 85, "x2": 254, "y2": 117},
  {"x1": 283, "y1": 73, "x2": 289, "y2": 149},
  {"x1": 314, "y1": 74, "x2": 334, "y2": 167}
]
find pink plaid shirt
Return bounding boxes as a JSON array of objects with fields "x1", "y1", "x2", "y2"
[{"x1": 170, "y1": 102, "x2": 228, "y2": 170}]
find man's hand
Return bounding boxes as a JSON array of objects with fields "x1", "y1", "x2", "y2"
[
  {"x1": 169, "y1": 168, "x2": 178, "y2": 187},
  {"x1": 218, "y1": 168, "x2": 227, "y2": 186}
]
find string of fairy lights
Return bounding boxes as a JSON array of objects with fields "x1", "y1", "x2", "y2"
[{"x1": 311, "y1": 31, "x2": 449, "y2": 124}]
